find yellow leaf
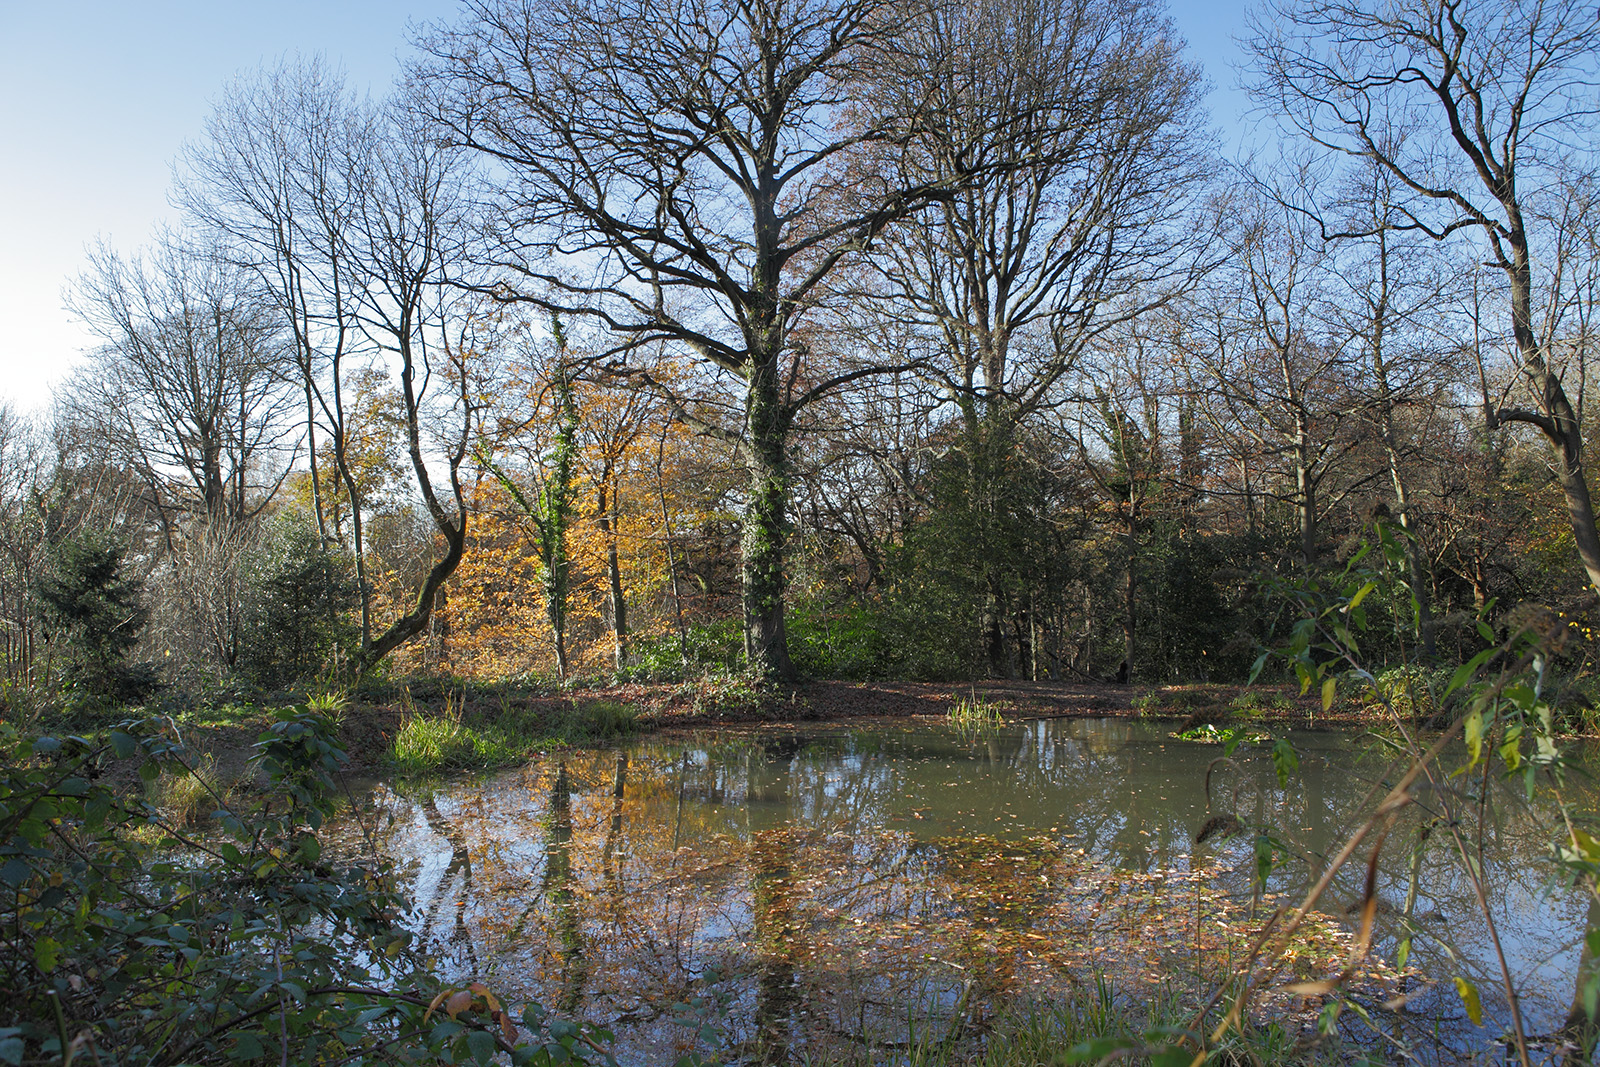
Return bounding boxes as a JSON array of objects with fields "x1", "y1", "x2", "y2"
[
  {"x1": 1454, "y1": 976, "x2": 1483, "y2": 1026},
  {"x1": 1321, "y1": 677, "x2": 1336, "y2": 712},
  {"x1": 1465, "y1": 709, "x2": 1484, "y2": 766}
]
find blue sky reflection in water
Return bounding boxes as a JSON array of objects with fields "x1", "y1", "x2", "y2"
[{"x1": 353, "y1": 718, "x2": 1588, "y2": 1063}]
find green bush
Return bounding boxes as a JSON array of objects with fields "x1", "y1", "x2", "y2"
[
  {"x1": 1365, "y1": 663, "x2": 1453, "y2": 721},
  {"x1": 0, "y1": 709, "x2": 609, "y2": 1064},
  {"x1": 567, "y1": 699, "x2": 637, "y2": 739},
  {"x1": 33, "y1": 532, "x2": 157, "y2": 705},
  {"x1": 625, "y1": 619, "x2": 744, "y2": 681},
  {"x1": 392, "y1": 709, "x2": 482, "y2": 772},
  {"x1": 788, "y1": 599, "x2": 892, "y2": 679},
  {"x1": 239, "y1": 517, "x2": 359, "y2": 688}
]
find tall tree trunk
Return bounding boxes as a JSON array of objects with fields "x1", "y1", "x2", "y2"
[
  {"x1": 656, "y1": 428, "x2": 689, "y2": 659},
  {"x1": 598, "y1": 479, "x2": 627, "y2": 670},
  {"x1": 1294, "y1": 417, "x2": 1317, "y2": 571},
  {"x1": 742, "y1": 357, "x2": 794, "y2": 680},
  {"x1": 1502, "y1": 218, "x2": 1600, "y2": 595},
  {"x1": 543, "y1": 761, "x2": 586, "y2": 1015},
  {"x1": 1387, "y1": 456, "x2": 1436, "y2": 658},
  {"x1": 1123, "y1": 507, "x2": 1137, "y2": 680}
]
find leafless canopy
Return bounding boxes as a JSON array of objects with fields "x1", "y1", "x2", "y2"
[{"x1": 64, "y1": 232, "x2": 294, "y2": 536}]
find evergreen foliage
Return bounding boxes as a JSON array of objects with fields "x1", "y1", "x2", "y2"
[
  {"x1": 238, "y1": 519, "x2": 359, "y2": 688},
  {"x1": 32, "y1": 534, "x2": 156, "y2": 704}
]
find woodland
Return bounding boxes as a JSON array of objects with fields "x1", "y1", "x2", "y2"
[{"x1": 5, "y1": 0, "x2": 1600, "y2": 1062}]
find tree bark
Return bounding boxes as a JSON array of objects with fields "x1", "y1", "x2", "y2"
[
  {"x1": 598, "y1": 478, "x2": 628, "y2": 670},
  {"x1": 742, "y1": 357, "x2": 794, "y2": 680}
]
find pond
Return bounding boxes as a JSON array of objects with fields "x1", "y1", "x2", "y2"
[{"x1": 346, "y1": 717, "x2": 1597, "y2": 1064}]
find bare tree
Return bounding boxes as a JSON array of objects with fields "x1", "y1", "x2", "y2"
[
  {"x1": 868, "y1": 0, "x2": 1214, "y2": 429},
  {"x1": 417, "y1": 0, "x2": 982, "y2": 678},
  {"x1": 64, "y1": 232, "x2": 293, "y2": 539},
  {"x1": 1190, "y1": 191, "x2": 1373, "y2": 571},
  {"x1": 0, "y1": 407, "x2": 51, "y2": 693},
  {"x1": 1247, "y1": 0, "x2": 1600, "y2": 593},
  {"x1": 1322, "y1": 164, "x2": 1464, "y2": 656},
  {"x1": 180, "y1": 60, "x2": 483, "y2": 671},
  {"x1": 855, "y1": 0, "x2": 1213, "y2": 674},
  {"x1": 179, "y1": 59, "x2": 372, "y2": 602}
]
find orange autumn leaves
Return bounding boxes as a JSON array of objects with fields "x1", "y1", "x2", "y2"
[{"x1": 384, "y1": 371, "x2": 734, "y2": 679}]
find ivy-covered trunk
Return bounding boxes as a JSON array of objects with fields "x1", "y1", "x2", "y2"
[{"x1": 742, "y1": 354, "x2": 794, "y2": 680}]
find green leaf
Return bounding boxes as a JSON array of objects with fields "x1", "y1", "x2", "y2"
[
  {"x1": 1447, "y1": 649, "x2": 1494, "y2": 698},
  {"x1": 1061, "y1": 1037, "x2": 1139, "y2": 1064},
  {"x1": 34, "y1": 936, "x2": 60, "y2": 973},
  {"x1": 297, "y1": 836, "x2": 322, "y2": 865},
  {"x1": 1586, "y1": 934, "x2": 1600, "y2": 1022},
  {"x1": 0, "y1": 1030, "x2": 23, "y2": 1067},
  {"x1": 110, "y1": 730, "x2": 139, "y2": 759},
  {"x1": 1563, "y1": 829, "x2": 1600, "y2": 866},
  {"x1": 1271, "y1": 738, "x2": 1299, "y2": 786},
  {"x1": 1254, "y1": 833, "x2": 1275, "y2": 889},
  {"x1": 85, "y1": 790, "x2": 112, "y2": 829},
  {"x1": 1321, "y1": 676, "x2": 1336, "y2": 712},
  {"x1": 1150, "y1": 1047, "x2": 1193, "y2": 1067},
  {"x1": 232, "y1": 1034, "x2": 265, "y2": 1060},
  {"x1": 1455, "y1": 976, "x2": 1484, "y2": 1026},
  {"x1": 467, "y1": 1029, "x2": 498, "y2": 1064},
  {"x1": 0, "y1": 860, "x2": 30, "y2": 887},
  {"x1": 1396, "y1": 937, "x2": 1410, "y2": 970}
]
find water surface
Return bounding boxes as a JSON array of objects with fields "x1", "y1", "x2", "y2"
[{"x1": 352, "y1": 717, "x2": 1596, "y2": 1063}]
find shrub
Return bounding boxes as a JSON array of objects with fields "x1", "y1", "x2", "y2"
[
  {"x1": 1365, "y1": 663, "x2": 1453, "y2": 721},
  {"x1": 32, "y1": 532, "x2": 157, "y2": 705},
  {"x1": 566, "y1": 699, "x2": 637, "y2": 739},
  {"x1": 238, "y1": 517, "x2": 358, "y2": 688},
  {"x1": 0, "y1": 710, "x2": 605, "y2": 1064},
  {"x1": 392, "y1": 710, "x2": 481, "y2": 772}
]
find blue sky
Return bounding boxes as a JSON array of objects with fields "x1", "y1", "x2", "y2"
[{"x1": 0, "y1": 0, "x2": 1254, "y2": 416}]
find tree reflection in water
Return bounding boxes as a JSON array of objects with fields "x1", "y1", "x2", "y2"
[{"x1": 357, "y1": 719, "x2": 1596, "y2": 1062}]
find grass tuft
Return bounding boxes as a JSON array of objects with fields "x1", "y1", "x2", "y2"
[
  {"x1": 147, "y1": 754, "x2": 230, "y2": 828},
  {"x1": 387, "y1": 691, "x2": 640, "y2": 775},
  {"x1": 948, "y1": 690, "x2": 1006, "y2": 730}
]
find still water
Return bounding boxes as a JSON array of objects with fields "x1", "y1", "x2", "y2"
[{"x1": 351, "y1": 718, "x2": 1597, "y2": 1063}]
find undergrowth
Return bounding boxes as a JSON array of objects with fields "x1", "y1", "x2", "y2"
[
  {"x1": 388, "y1": 691, "x2": 638, "y2": 775},
  {"x1": 948, "y1": 691, "x2": 1006, "y2": 730}
]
